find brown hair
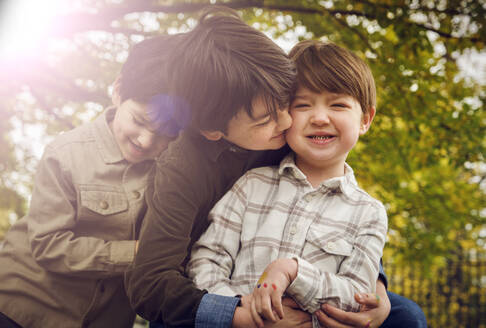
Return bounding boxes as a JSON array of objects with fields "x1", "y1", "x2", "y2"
[
  {"x1": 119, "y1": 34, "x2": 185, "y2": 104},
  {"x1": 119, "y1": 34, "x2": 192, "y2": 137},
  {"x1": 167, "y1": 6, "x2": 296, "y2": 132},
  {"x1": 289, "y1": 40, "x2": 376, "y2": 114}
]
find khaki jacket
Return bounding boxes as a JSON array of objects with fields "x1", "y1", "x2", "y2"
[{"x1": 0, "y1": 108, "x2": 153, "y2": 328}]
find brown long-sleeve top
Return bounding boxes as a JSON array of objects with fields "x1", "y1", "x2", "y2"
[{"x1": 124, "y1": 129, "x2": 288, "y2": 326}]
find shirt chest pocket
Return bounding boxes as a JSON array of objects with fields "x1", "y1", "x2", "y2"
[
  {"x1": 302, "y1": 227, "x2": 353, "y2": 270},
  {"x1": 79, "y1": 186, "x2": 128, "y2": 218}
]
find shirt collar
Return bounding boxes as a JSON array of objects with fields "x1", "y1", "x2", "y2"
[
  {"x1": 92, "y1": 107, "x2": 126, "y2": 164},
  {"x1": 278, "y1": 153, "x2": 358, "y2": 196}
]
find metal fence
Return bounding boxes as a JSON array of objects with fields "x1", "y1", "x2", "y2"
[{"x1": 385, "y1": 251, "x2": 486, "y2": 328}]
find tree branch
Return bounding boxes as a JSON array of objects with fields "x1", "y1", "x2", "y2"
[
  {"x1": 411, "y1": 21, "x2": 480, "y2": 42},
  {"x1": 352, "y1": 0, "x2": 466, "y2": 16},
  {"x1": 48, "y1": 0, "x2": 481, "y2": 43},
  {"x1": 331, "y1": 15, "x2": 375, "y2": 53}
]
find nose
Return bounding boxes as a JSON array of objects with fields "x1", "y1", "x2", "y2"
[
  {"x1": 136, "y1": 130, "x2": 156, "y2": 149},
  {"x1": 310, "y1": 107, "x2": 330, "y2": 126},
  {"x1": 276, "y1": 108, "x2": 292, "y2": 131}
]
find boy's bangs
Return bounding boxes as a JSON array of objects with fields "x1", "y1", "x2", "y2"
[
  {"x1": 297, "y1": 60, "x2": 352, "y2": 97},
  {"x1": 291, "y1": 41, "x2": 376, "y2": 112}
]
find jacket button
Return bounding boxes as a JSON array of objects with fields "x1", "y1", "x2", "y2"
[
  {"x1": 132, "y1": 190, "x2": 141, "y2": 199},
  {"x1": 99, "y1": 201, "x2": 109, "y2": 210}
]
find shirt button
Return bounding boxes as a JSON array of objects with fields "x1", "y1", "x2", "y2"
[
  {"x1": 327, "y1": 241, "x2": 336, "y2": 250},
  {"x1": 99, "y1": 201, "x2": 109, "y2": 210},
  {"x1": 304, "y1": 194, "x2": 313, "y2": 202},
  {"x1": 132, "y1": 190, "x2": 141, "y2": 199},
  {"x1": 289, "y1": 226, "x2": 298, "y2": 235}
]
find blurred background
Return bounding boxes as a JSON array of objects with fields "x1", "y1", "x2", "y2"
[{"x1": 0, "y1": 0, "x2": 484, "y2": 326}]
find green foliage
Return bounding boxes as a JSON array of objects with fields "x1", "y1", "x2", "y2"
[
  {"x1": 385, "y1": 251, "x2": 486, "y2": 327},
  {"x1": 0, "y1": 0, "x2": 484, "y2": 270}
]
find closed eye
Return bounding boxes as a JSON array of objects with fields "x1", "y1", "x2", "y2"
[
  {"x1": 292, "y1": 103, "x2": 311, "y2": 110},
  {"x1": 256, "y1": 118, "x2": 272, "y2": 126},
  {"x1": 129, "y1": 112, "x2": 146, "y2": 126},
  {"x1": 331, "y1": 103, "x2": 350, "y2": 109}
]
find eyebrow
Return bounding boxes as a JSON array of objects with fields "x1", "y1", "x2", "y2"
[{"x1": 293, "y1": 94, "x2": 309, "y2": 100}]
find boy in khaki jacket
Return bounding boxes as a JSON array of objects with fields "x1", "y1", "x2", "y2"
[{"x1": 0, "y1": 34, "x2": 184, "y2": 328}]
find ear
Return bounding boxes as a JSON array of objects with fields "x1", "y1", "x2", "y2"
[
  {"x1": 111, "y1": 76, "x2": 122, "y2": 107},
  {"x1": 200, "y1": 130, "x2": 224, "y2": 141},
  {"x1": 359, "y1": 106, "x2": 376, "y2": 135}
]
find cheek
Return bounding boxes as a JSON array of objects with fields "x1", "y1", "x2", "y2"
[
  {"x1": 284, "y1": 126, "x2": 298, "y2": 145},
  {"x1": 285, "y1": 117, "x2": 302, "y2": 137},
  {"x1": 340, "y1": 120, "x2": 362, "y2": 144},
  {"x1": 115, "y1": 122, "x2": 134, "y2": 139}
]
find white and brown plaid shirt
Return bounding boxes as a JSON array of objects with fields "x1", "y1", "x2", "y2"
[{"x1": 188, "y1": 153, "x2": 387, "y2": 319}]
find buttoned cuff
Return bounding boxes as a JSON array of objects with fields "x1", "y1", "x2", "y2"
[
  {"x1": 286, "y1": 256, "x2": 321, "y2": 313},
  {"x1": 195, "y1": 293, "x2": 239, "y2": 328},
  {"x1": 109, "y1": 240, "x2": 136, "y2": 267}
]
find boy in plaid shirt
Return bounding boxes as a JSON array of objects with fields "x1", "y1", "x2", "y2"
[{"x1": 188, "y1": 40, "x2": 387, "y2": 328}]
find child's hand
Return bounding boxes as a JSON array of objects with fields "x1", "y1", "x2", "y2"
[{"x1": 250, "y1": 258, "x2": 298, "y2": 328}]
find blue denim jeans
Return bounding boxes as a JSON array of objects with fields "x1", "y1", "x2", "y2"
[
  {"x1": 381, "y1": 291, "x2": 427, "y2": 328},
  {"x1": 0, "y1": 312, "x2": 22, "y2": 328},
  {"x1": 150, "y1": 291, "x2": 427, "y2": 328}
]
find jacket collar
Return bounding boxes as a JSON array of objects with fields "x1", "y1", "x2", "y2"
[
  {"x1": 185, "y1": 129, "x2": 251, "y2": 162},
  {"x1": 92, "y1": 107, "x2": 126, "y2": 164}
]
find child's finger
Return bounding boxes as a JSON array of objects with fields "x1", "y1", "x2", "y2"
[
  {"x1": 260, "y1": 295, "x2": 277, "y2": 322},
  {"x1": 270, "y1": 290, "x2": 284, "y2": 320},
  {"x1": 250, "y1": 297, "x2": 265, "y2": 328},
  {"x1": 253, "y1": 291, "x2": 262, "y2": 317},
  {"x1": 355, "y1": 293, "x2": 380, "y2": 309}
]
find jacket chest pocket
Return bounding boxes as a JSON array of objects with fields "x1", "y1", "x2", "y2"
[
  {"x1": 79, "y1": 186, "x2": 128, "y2": 218},
  {"x1": 302, "y1": 227, "x2": 353, "y2": 271}
]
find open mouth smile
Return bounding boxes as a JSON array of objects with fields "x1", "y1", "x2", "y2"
[
  {"x1": 307, "y1": 134, "x2": 336, "y2": 144},
  {"x1": 308, "y1": 135, "x2": 334, "y2": 140},
  {"x1": 129, "y1": 139, "x2": 146, "y2": 155}
]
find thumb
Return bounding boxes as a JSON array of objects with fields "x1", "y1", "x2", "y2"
[{"x1": 355, "y1": 293, "x2": 380, "y2": 309}]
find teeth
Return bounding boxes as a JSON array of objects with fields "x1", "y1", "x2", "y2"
[{"x1": 312, "y1": 136, "x2": 332, "y2": 140}]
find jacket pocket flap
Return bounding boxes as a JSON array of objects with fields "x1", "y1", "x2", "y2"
[{"x1": 80, "y1": 188, "x2": 128, "y2": 216}]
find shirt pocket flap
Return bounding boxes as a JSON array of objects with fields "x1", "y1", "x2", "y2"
[
  {"x1": 80, "y1": 189, "x2": 128, "y2": 216},
  {"x1": 307, "y1": 228, "x2": 353, "y2": 256}
]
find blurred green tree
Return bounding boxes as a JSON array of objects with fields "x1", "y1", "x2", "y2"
[{"x1": 0, "y1": 0, "x2": 484, "y2": 270}]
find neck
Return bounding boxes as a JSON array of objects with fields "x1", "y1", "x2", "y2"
[{"x1": 295, "y1": 157, "x2": 345, "y2": 188}]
